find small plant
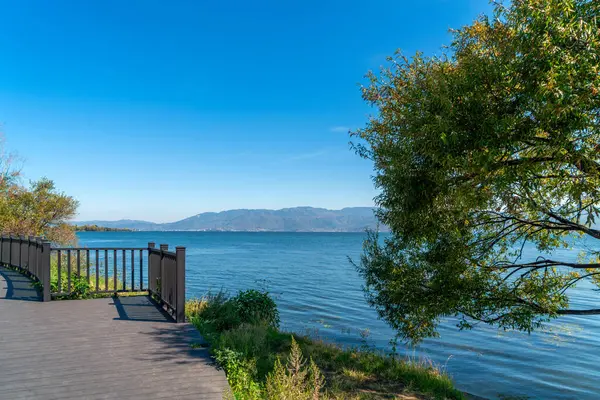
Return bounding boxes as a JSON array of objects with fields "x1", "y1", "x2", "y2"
[
  {"x1": 358, "y1": 328, "x2": 371, "y2": 350},
  {"x1": 69, "y1": 273, "x2": 92, "y2": 299},
  {"x1": 214, "y1": 348, "x2": 263, "y2": 400},
  {"x1": 151, "y1": 277, "x2": 162, "y2": 303},
  {"x1": 186, "y1": 297, "x2": 209, "y2": 318},
  {"x1": 50, "y1": 271, "x2": 93, "y2": 299},
  {"x1": 266, "y1": 336, "x2": 325, "y2": 400}
]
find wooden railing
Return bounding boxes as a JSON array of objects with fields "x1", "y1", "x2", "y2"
[
  {"x1": 0, "y1": 236, "x2": 186, "y2": 322},
  {"x1": 147, "y1": 243, "x2": 186, "y2": 323},
  {"x1": 0, "y1": 235, "x2": 51, "y2": 301}
]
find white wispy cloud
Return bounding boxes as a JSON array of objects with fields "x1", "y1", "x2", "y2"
[
  {"x1": 285, "y1": 149, "x2": 329, "y2": 162},
  {"x1": 330, "y1": 126, "x2": 350, "y2": 133}
]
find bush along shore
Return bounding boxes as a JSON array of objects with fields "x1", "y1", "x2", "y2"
[{"x1": 185, "y1": 290, "x2": 464, "y2": 400}]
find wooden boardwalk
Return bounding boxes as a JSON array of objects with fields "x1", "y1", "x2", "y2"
[{"x1": 0, "y1": 267, "x2": 229, "y2": 400}]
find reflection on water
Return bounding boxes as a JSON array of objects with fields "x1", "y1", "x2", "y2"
[{"x1": 78, "y1": 231, "x2": 600, "y2": 400}]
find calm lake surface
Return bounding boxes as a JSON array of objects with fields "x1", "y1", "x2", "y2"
[{"x1": 78, "y1": 231, "x2": 600, "y2": 399}]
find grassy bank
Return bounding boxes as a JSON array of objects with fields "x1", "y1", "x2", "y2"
[{"x1": 186, "y1": 290, "x2": 464, "y2": 400}]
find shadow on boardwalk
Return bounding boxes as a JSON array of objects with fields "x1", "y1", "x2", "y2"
[
  {"x1": 0, "y1": 266, "x2": 228, "y2": 400},
  {"x1": 111, "y1": 295, "x2": 174, "y2": 323},
  {"x1": 0, "y1": 267, "x2": 42, "y2": 301}
]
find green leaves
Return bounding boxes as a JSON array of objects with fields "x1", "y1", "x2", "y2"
[
  {"x1": 233, "y1": 289, "x2": 281, "y2": 328},
  {"x1": 0, "y1": 177, "x2": 79, "y2": 244},
  {"x1": 352, "y1": 0, "x2": 600, "y2": 344}
]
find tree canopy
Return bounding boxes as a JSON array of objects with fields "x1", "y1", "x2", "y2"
[
  {"x1": 0, "y1": 136, "x2": 78, "y2": 245},
  {"x1": 351, "y1": 0, "x2": 600, "y2": 343}
]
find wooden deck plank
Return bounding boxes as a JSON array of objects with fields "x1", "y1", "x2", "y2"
[{"x1": 0, "y1": 267, "x2": 228, "y2": 400}]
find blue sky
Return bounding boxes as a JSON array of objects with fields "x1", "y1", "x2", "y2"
[{"x1": 0, "y1": 0, "x2": 491, "y2": 222}]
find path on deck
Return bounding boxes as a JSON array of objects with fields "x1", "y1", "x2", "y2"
[{"x1": 0, "y1": 267, "x2": 229, "y2": 400}]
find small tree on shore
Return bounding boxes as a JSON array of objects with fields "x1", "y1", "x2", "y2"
[
  {"x1": 0, "y1": 135, "x2": 78, "y2": 245},
  {"x1": 351, "y1": 0, "x2": 600, "y2": 343},
  {"x1": 0, "y1": 178, "x2": 79, "y2": 244}
]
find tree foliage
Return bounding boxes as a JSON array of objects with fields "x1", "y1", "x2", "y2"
[
  {"x1": 351, "y1": 0, "x2": 600, "y2": 343},
  {"x1": 0, "y1": 135, "x2": 79, "y2": 245}
]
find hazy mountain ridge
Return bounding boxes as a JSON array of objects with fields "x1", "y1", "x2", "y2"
[{"x1": 75, "y1": 207, "x2": 388, "y2": 232}]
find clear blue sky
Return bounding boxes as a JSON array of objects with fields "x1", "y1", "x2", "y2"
[{"x1": 0, "y1": 0, "x2": 491, "y2": 222}]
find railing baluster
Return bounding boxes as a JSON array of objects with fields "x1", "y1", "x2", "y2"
[
  {"x1": 42, "y1": 241, "x2": 51, "y2": 301},
  {"x1": 28, "y1": 236, "x2": 35, "y2": 274},
  {"x1": 57, "y1": 250, "x2": 62, "y2": 294},
  {"x1": 67, "y1": 250, "x2": 71, "y2": 293},
  {"x1": 175, "y1": 246, "x2": 186, "y2": 323},
  {"x1": 8, "y1": 236, "x2": 12, "y2": 268},
  {"x1": 160, "y1": 244, "x2": 167, "y2": 303},
  {"x1": 86, "y1": 249, "x2": 90, "y2": 284},
  {"x1": 15, "y1": 236, "x2": 21, "y2": 269},
  {"x1": 139, "y1": 249, "x2": 143, "y2": 291},
  {"x1": 113, "y1": 249, "x2": 118, "y2": 291},
  {"x1": 131, "y1": 250, "x2": 135, "y2": 291},
  {"x1": 95, "y1": 250, "x2": 99, "y2": 292},
  {"x1": 122, "y1": 249, "x2": 126, "y2": 291},
  {"x1": 104, "y1": 250, "x2": 108, "y2": 291},
  {"x1": 77, "y1": 250, "x2": 81, "y2": 277}
]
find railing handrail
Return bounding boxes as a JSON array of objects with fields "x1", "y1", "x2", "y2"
[
  {"x1": 0, "y1": 235, "x2": 186, "y2": 323},
  {"x1": 148, "y1": 248, "x2": 177, "y2": 258},
  {"x1": 52, "y1": 247, "x2": 148, "y2": 251}
]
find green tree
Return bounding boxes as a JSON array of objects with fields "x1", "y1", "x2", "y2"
[
  {"x1": 0, "y1": 134, "x2": 78, "y2": 244},
  {"x1": 0, "y1": 178, "x2": 79, "y2": 245},
  {"x1": 351, "y1": 0, "x2": 600, "y2": 343}
]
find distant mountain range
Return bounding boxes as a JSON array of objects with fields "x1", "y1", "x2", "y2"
[{"x1": 75, "y1": 207, "x2": 388, "y2": 232}]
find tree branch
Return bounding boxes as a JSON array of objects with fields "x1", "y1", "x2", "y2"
[
  {"x1": 493, "y1": 259, "x2": 600, "y2": 270},
  {"x1": 557, "y1": 309, "x2": 600, "y2": 315}
]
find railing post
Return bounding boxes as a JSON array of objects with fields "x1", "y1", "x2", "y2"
[
  {"x1": 17, "y1": 235, "x2": 24, "y2": 269},
  {"x1": 3, "y1": 234, "x2": 7, "y2": 265},
  {"x1": 21, "y1": 235, "x2": 29, "y2": 272},
  {"x1": 159, "y1": 244, "x2": 167, "y2": 303},
  {"x1": 9, "y1": 235, "x2": 13, "y2": 268},
  {"x1": 175, "y1": 246, "x2": 186, "y2": 323},
  {"x1": 35, "y1": 239, "x2": 41, "y2": 283},
  {"x1": 28, "y1": 236, "x2": 35, "y2": 273},
  {"x1": 2, "y1": 234, "x2": 6, "y2": 265},
  {"x1": 147, "y1": 242, "x2": 155, "y2": 294},
  {"x1": 41, "y1": 241, "x2": 51, "y2": 302}
]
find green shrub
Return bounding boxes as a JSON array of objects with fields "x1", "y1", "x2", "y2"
[
  {"x1": 232, "y1": 289, "x2": 280, "y2": 328},
  {"x1": 196, "y1": 292, "x2": 242, "y2": 332},
  {"x1": 216, "y1": 323, "x2": 279, "y2": 377},
  {"x1": 50, "y1": 268, "x2": 93, "y2": 300},
  {"x1": 187, "y1": 289, "x2": 279, "y2": 333},
  {"x1": 213, "y1": 348, "x2": 263, "y2": 400},
  {"x1": 186, "y1": 290, "x2": 464, "y2": 400},
  {"x1": 217, "y1": 323, "x2": 270, "y2": 360}
]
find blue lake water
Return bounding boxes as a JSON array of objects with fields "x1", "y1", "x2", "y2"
[{"x1": 77, "y1": 231, "x2": 600, "y2": 399}]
